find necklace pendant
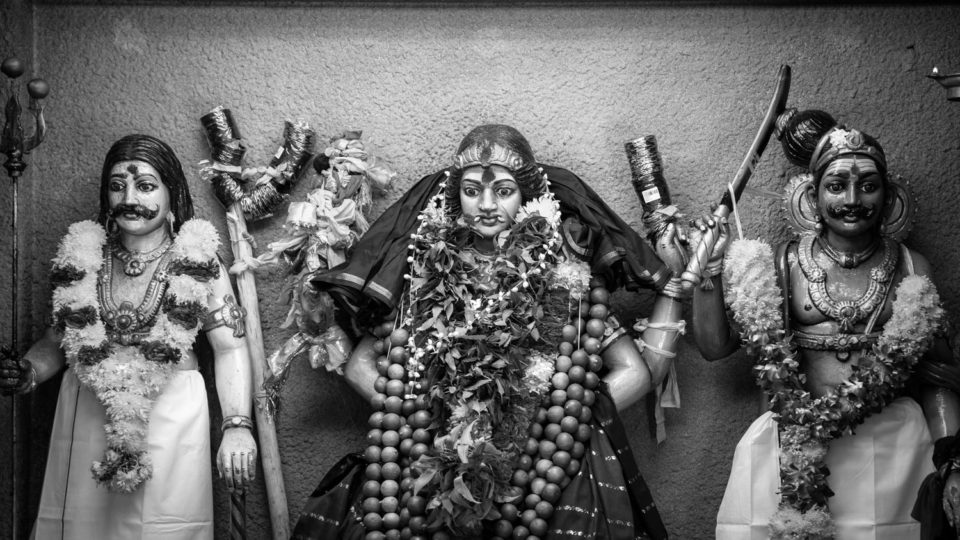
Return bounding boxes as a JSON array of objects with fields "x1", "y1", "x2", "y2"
[{"x1": 124, "y1": 259, "x2": 146, "y2": 277}]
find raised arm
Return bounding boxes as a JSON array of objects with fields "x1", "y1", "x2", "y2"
[{"x1": 690, "y1": 214, "x2": 740, "y2": 361}]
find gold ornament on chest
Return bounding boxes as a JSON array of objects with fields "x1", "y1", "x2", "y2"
[
  {"x1": 798, "y1": 234, "x2": 897, "y2": 334},
  {"x1": 98, "y1": 245, "x2": 170, "y2": 345}
]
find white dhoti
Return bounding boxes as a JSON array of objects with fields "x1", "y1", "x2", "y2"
[
  {"x1": 33, "y1": 368, "x2": 214, "y2": 540},
  {"x1": 717, "y1": 397, "x2": 934, "y2": 540}
]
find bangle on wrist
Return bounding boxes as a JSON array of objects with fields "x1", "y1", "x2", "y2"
[
  {"x1": 703, "y1": 258, "x2": 724, "y2": 278},
  {"x1": 660, "y1": 277, "x2": 691, "y2": 301},
  {"x1": 221, "y1": 415, "x2": 254, "y2": 433},
  {"x1": 599, "y1": 328, "x2": 628, "y2": 354}
]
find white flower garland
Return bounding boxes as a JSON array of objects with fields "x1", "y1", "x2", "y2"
[
  {"x1": 723, "y1": 237, "x2": 944, "y2": 539},
  {"x1": 52, "y1": 219, "x2": 220, "y2": 493}
]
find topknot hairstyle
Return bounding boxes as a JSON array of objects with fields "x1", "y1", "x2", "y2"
[{"x1": 776, "y1": 108, "x2": 887, "y2": 184}]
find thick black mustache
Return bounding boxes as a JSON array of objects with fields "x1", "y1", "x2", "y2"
[
  {"x1": 826, "y1": 204, "x2": 877, "y2": 220},
  {"x1": 110, "y1": 203, "x2": 160, "y2": 220}
]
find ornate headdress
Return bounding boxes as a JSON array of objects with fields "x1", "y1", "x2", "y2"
[
  {"x1": 445, "y1": 124, "x2": 547, "y2": 217},
  {"x1": 809, "y1": 126, "x2": 887, "y2": 180},
  {"x1": 777, "y1": 109, "x2": 912, "y2": 240}
]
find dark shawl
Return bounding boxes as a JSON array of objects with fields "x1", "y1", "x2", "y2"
[{"x1": 314, "y1": 164, "x2": 672, "y2": 325}]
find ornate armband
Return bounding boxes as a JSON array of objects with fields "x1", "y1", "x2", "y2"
[
  {"x1": 202, "y1": 294, "x2": 246, "y2": 338},
  {"x1": 632, "y1": 318, "x2": 686, "y2": 360}
]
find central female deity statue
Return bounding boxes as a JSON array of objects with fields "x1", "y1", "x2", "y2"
[{"x1": 292, "y1": 124, "x2": 692, "y2": 540}]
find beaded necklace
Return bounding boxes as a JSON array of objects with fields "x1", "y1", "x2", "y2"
[{"x1": 98, "y1": 241, "x2": 172, "y2": 345}]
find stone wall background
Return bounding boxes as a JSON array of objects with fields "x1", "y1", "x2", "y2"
[{"x1": 1, "y1": 2, "x2": 959, "y2": 538}]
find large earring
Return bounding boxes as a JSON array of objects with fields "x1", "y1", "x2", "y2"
[
  {"x1": 106, "y1": 215, "x2": 119, "y2": 235},
  {"x1": 166, "y1": 212, "x2": 175, "y2": 233},
  {"x1": 813, "y1": 212, "x2": 823, "y2": 234}
]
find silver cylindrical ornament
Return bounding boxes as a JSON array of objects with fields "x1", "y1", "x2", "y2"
[{"x1": 625, "y1": 135, "x2": 673, "y2": 237}]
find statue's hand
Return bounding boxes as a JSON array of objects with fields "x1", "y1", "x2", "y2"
[
  {"x1": 0, "y1": 347, "x2": 33, "y2": 396},
  {"x1": 653, "y1": 220, "x2": 689, "y2": 276},
  {"x1": 689, "y1": 209, "x2": 731, "y2": 280},
  {"x1": 217, "y1": 427, "x2": 258, "y2": 493},
  {"x1": 944, "y1": 470, "x2": 960, "y2": 529}
]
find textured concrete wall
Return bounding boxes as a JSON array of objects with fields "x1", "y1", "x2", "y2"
[{"x1": 2, "y1": 2, "x2": 960, "y2": 539}]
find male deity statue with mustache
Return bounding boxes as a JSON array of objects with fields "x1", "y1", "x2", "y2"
[
  {"x1": 693, "y1": 110, "x2": 960, "y2": 539},
  {"x1": 0, "y1": 134, "x2": 256, "y2": 539}
]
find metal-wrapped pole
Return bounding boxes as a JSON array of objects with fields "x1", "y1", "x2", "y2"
[
  {"x1": 230, "y1": 491, "x2": 247, "y2": 540},
  {"x1": 201, "y1": 106, "x2": 290, "y2": 539}
]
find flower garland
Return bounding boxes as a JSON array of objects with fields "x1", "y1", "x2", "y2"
[
  {"x1": 357, "y1": 176, "x2": 611, "y2": 540},
  {"x1": 723, "y1": 237, "x2": 944, "y2": 539},
  {"x1": 52, "y1": 219, "x2": 220, "y2": 493}
]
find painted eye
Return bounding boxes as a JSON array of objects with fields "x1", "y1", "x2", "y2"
[
  {"x1": 109, "y1": 181, "x2": 126, "y2": 192},
  {"x1": 462, "y1": 186, "x2": 479, "y2": 197},
  {"x1": 496, "y1": 187, "x2": 515, "y2": 198},
  {"x1": 825, "y1": 182, "x2": 844, "y2": 193},
  {"x1": 138, "y1": 182, "x2": 158, "y2": 193}
]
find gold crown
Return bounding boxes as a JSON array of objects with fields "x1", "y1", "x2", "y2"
[{"x1": 452, "y1": 141, "x2": 527, "y2": 171}]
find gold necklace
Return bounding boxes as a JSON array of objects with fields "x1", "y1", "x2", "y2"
[
  {"x1": 98, "y1": 245, "x2": 171, "y2": 345},
  {"x1": 798, "y1": 234, "x2": 897, "y2": 333},
  {"x1": 110, "y1": 235, "x2": 172, "y2": 277}
]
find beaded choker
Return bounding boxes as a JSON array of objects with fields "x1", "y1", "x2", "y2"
[{"x1": 818, "y1": 236, "x2": 881, "y2": 269}]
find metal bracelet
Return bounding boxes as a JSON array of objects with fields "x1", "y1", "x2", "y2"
[
  {"x1": 18, "y1": 364, "x2": 37, "y2": 394},
  {"x1": 221, "y1": 415, "x2": 254, "y2": 433},
  {"x1": 660, "y1": 277, "x2": 691, "y2": 300}
]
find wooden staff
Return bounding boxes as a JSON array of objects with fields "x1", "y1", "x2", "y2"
[{"x1": 225, "y1": 204, "x2": 290, "y2": 539}]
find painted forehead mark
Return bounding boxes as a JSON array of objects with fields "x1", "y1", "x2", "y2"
[
  {"x1": 462, "y1": 169, "x2": 518, "y2": 184},
  {"x1": 127, "y1": 164, "x2": 139, "y2": 175}
]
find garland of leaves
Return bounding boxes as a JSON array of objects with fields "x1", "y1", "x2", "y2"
[
  {"x1": 402, "y1": 185, "x2": 565, "y2": 534},
  {"x1": 359, "y1": 175, "x2": 610, "y2": 540},
  {"x1": 51, "y1": 219, "x2": 220, "y2": 492},
  {"x1": 723, "y1": 237, "x2": 944, "y2": 539}
]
